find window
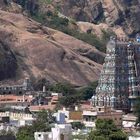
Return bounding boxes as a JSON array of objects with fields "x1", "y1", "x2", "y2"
[{"x1": 19, "y1": 91, "x2": 22, "y2": 95}]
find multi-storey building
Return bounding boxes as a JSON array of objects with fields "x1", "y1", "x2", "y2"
[{"x1": 92, "y1": 36, "x2": 140, "y2": 112}]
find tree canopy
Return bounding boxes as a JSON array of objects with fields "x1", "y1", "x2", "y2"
[
  {"x1": 16, "y1": 110, "x2": 54, "y2": 140},
  {"x1": 87, "y1": 119, "x2": 128, "y2": 140},
  {"x1": 71, "y1": 122, "x2": 85, "y2": 130},
  {"x1": 57, "y1": 81, "x2": 98, "y2": 108},
  {"x1": 78, "y1": 81, "x2": 98, "y2": 100},
  {"x1": 50, "y1": 83, "x2": 76, "y2": 96}
]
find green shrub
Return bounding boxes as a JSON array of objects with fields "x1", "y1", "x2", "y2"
[{"x1": 32, "y1": 10, "x2": 116, "y2": 53}]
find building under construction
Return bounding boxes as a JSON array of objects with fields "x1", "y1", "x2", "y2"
[{"x1": 92, "y1": 36, "x2": 140, "y2": 112}]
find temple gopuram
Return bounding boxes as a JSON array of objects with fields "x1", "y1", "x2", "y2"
[{"x1": 91, "y1": 35, "x2": 140, "y2": 112}]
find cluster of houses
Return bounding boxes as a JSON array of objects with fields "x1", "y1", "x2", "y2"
[{"x1": 0, "y1": 79, "x2": 139, "y2": 140}]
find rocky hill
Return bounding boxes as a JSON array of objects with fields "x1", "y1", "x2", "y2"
[
  {"x1": 52, "y1": 0, "x2": 140, "y2": 36},
  {"x1": 0, "y1": 0, "x2": 140, "y2": 86},
  {"x1": 15, "y1": 0, "x2": 139, "y2": 36},
  {"x1": 0, "y1": 5, "x2": 104, "y2": 86}
]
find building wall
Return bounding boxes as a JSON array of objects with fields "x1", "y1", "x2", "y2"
[
  {"x1": 97, "y1": 112, "x2": 122, "y2": 128},
  {"x1": 34, "y1": 124, "x2": 72, "y2": 140},
  {"x1": 69, "y1": 111, "x2": 83, "y2": 121},
  {"x1": 0, "y1": 78, "x2": 32, "y2": 95},
  {"x1": 97, "y1": 107, "x2": 123, "y2": 128},
  {"x1": 129, "y1": 136, "x2": 140, "y2": 140},
  {"x1": 34, "y1": 132, "x2": 52, "y2": 140},
  {"x1": 0, "y1": 112, "x2": 34, "y2": 120}
]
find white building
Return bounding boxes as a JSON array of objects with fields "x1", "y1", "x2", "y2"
[
  {"x1": 0, "y1": 112, "x2": 35, "y2": 127},
  {"x1": 34, "y1": 132, "x2": 52, "y2": 140},
  {"x1": 82, "y1": 111, "x2": 97, "y2": 128},
  {"x1": 34, "y1": 124, "x2": 72, "y2": 140},
  {"x1": 123, "y1": 114, "x2": 136, "y2": 128},
  {"x1": 129, "y1": 136, "x2": 140, "y2": 140}
]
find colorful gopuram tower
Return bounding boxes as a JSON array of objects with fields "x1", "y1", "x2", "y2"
[{"x1": 91, "y1": 36, "x2": 140, "y2": 112}]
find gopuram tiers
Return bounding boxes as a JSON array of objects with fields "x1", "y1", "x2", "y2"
[{"x1": 91, "y1": 35, "x2": 140, "y2": 112}]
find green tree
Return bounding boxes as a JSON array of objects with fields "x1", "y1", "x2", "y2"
[
  {"x1": 79, "y1": 81, "x2": 98, "y2": 100},
  {"x1": 71, "y1": 122, "x2": 85, "y2": 130},
  {"x1": 37, "y1": 109, "x2": 55, "y2": 124},
  {"x1": 59, "y1": 95, "x2": 80, "y2": 108},
  {"x1": 16, "y1": 125, "x2": 34, "y2": 140},
  {"x1": 50, "y1": 83, "x2": 76, "y2": 96},
  {"x1": 33, "y1": 78, "x2": 51, "y2": 91},
  {"x1": 109, "y1": 131, "x2": 128, "y2": 140},
  {"x1": 87, "y1": 119, "x2": 128, "y2": 140},
  {"x1": 16, "y1": 110, "x2": 53, "y2": 140},
  {"x1": 37, "y1": 109, "x2": 49, "y2": 123},
  {"x1": 0, "y1": 129, "x2": 15, "y2": 139},
  {"x1": 57, "y1": 81, "x2": 98, "y2": 108}
]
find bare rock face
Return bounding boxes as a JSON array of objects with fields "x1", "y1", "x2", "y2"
[
  {"x1": 55, "y1": 0, "x2": 103, "y2": 23},
  {"x1": 0, "y1": 10, "x2": 104, "y2": 86},
  {"x1": 119, "y1": 0, "x2": 140, "y2": 35},
  {"x1": 102, "y1": 0, "x2": 140, "y2": 36},
  {"x1": 0, "y1": 0, "x2": 10, "y2": 6},
  {"x1": 50, "y1": 0, "x2": 140, "y2": 36},
  {"x1": 12, "y1": 0, "x2": 140, "y2": 36},
  {"x1": 0, "y1": 38, "x2": 17, "y2": 81},
  {"x1": 0, "y1": 0, "x2": 22, "y2": 13}
]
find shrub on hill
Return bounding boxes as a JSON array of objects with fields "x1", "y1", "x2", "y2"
[{"x1": 32, "y1": 11, "x2": 115, "y2": 53}]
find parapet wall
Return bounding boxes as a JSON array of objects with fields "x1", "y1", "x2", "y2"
[{"x1": 0, "y1": 112, "x2": 33, "y2": 120}]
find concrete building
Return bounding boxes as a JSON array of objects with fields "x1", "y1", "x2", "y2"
[
  {"x1": 34, "y1": 132, "x2": 52, "y2": 140},
  {"x1": 0, "y1": 94, "x2": 33, "y2": 108},
  {"x1": 54, "y1": 106, "x2": 123, "y2": 129},
  {"x1": 0, "y1": 112, "x2": 35, "y2": 127},
  {"x1": 0, "y1": 78, "x2": 32, "y2": 95},
  {"x1": 122, "y1": 114, "x2": 136, "y2": 132},
  {"x1": 56, "y1": 112, "x2": 66, "y2": 124},
  {"x1": 129, "y1": 136, "x2": 140, "y2": 140},
  {"x1": 97, "y1": 107, "x2": 123, "y2": 128},
  {"x1": 92, "y1": 36, "x2": 140, "y2": 112},
  {"x1": 82, "y1": 107, "x2": 123, "y2": 129},
  {"x1": 83, "y1": 111, "x2": 97, "y2": 128},
  {"x1": 68, "y1": 111, "x2": 83, "y2": 123},
  {"x1": 34, "y1": 124, "x2": 72, "y2": 140},
  {"x1": 0, "y1": 92, "x2": 61, "y2": 111},
  {"x1": 29, "y1": 94, "x2": 60, "y2": 112}
]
